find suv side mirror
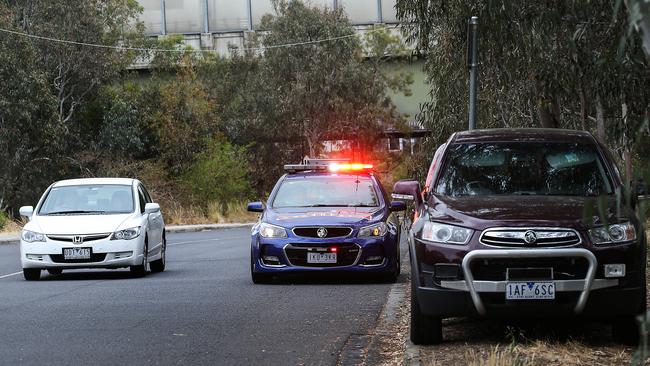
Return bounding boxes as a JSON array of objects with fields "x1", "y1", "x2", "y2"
[
  {"x1": 19, "y1": 206, "x2": 34, "y2": 219},
  {"x1": 144, "y1": 203, "x2": 161, "y2": 214},
  {"x1": 247, "y1": 202, "x2": 264, "y2": 213},
  {"x1": 392, "y1": 180, "x2": 423, "y2": 207}
]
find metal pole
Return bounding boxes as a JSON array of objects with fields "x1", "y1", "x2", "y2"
[{"x1": 467, "y1": 16, "x2": 479, "y2": 130}]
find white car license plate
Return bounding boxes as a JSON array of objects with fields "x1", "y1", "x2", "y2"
[
  {"x1": 63, "y1": 248, "x2": 91, "y2": 260},
  {"x1": 307, "y1": 252, "x2": 337, "y2": 264},
  {"x1": 506, "y1": 281, "x2": 555, "y2": 300}
]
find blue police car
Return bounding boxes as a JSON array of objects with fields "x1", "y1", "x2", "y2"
[{"x1": 247, "y1": 159, "x2": 406, "y2": 283}]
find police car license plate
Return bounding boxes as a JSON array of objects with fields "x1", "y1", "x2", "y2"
[
  {"x1": 307, "y1": 252, "x2": 337, "y2": 264},
  {"x1": 63, "y1": 248, "x2": 91, "y2": 260},
  {"x1": 506, "y1": 281, "x2": 555, "y2": 300}
]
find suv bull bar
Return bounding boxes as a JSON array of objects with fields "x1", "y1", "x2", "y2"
[{"x1": 437, "y1": 249, "x2": 620, "y2": 316}]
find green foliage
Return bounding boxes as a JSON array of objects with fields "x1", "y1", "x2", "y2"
[
  {"x1": 144, "y1": 65, "x2": 220, "y2": 175},
  {"x1": 254, "y1": 0, "x2": 410, "y2": 157},
  {"x1": 182, "y1": 139, "x2": 253, "y2": 206},
  {"x1": 99, "y1": 90, "x2": 145, "y2": 158},
  {"x1": 0, "y1": 210, "x2": 8, "y2": 231},
  {"x1": 0, "y1": 3, "x2": 63, "y2": 213}
]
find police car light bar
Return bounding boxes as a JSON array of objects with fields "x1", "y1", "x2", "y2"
[
  {"x1": 284, "y1": 158, "x2": 373, "y2": 173},
  {"x1": 329, "y1": 163, "x2": 373, "y2": 172}
]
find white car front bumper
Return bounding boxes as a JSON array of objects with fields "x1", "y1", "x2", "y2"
[{"x1": 20, "y1": 235, "x2": 144, "y2": 269}]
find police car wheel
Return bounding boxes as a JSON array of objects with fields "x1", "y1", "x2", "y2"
[
  {"x1": 251, "y1": 253, "x2": 272, "y2": 284},
  {"x1": 382, "y1": 246, "x2": 401, "y2": 283}
]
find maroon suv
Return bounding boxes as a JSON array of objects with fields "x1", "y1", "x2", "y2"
[{"x1": 394, "y1": 128, "x2": 647, "y2": 345}]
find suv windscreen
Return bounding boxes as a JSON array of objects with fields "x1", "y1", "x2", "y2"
[
  {"x1": 272, "y1": 176, "x2": 380, "y2": 208},
  {"x1": 435, "y1": 142, "x2": 612, "y2": 197},
  {"x1": 39, "y1": 184, "x2": 135, "y2": 215}
]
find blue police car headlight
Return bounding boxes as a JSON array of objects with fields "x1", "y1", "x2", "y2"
[
  {"x1": 259, "y1": 223, "x2": 288, "y2": 238},
  {"x1": 358, "y1": 222, "x2": 388, "y2": 237}
]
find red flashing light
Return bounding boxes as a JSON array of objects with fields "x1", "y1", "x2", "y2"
[
  {"x1": 331, "y1": 247, "x2": 338, "y2": 253},
  {"x1": 328, "y1": 163, "x2": 373, "y2": 172}
]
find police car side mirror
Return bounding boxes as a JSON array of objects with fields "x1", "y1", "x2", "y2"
[
  {"x1": 390, "y1": 201, "x2": 406, "y2": 212},
  {"x1": 247, "y1": 202, "x2": 264, "y2": 213}
]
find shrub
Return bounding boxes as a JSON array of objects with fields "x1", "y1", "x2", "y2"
[
  {"x1": 0, "y1": 210, "x2": 8, "y2": 231},
  {"x1": 182, "y1": 138, "x2": 253, "y2": 207}
]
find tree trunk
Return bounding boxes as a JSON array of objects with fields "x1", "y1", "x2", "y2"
[
  {"x1": 621, "y1": 101, "x2": 633, "y2": 180},
  {"x1": 578, "y1": 83, "x2": 588, "y2": 131},
  {"x1": 538, "y1": 95, "x2": 561, "y2": 128},
  {"x1": 595, "y1": 94, "x2": 605, "y2": 142}
]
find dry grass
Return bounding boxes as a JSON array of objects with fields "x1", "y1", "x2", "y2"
[
  {"x1": 465, "y1": 346, "x2": 529, "y2": 366},
  {"x1": 165, "y1": 200, "x2": 259, "y2": 225},
  {"x1": 0, "y1": 219, "x2": 22, "y2": 234}
]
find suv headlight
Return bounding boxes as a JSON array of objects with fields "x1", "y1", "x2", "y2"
[
  {"x1": 21, "y1": 230, "x2": 46, "y2": 243},
  {"x1": 111, "y1": 227, "x2": 141, "y2": 240},
  {"x1": 589, "y1": 222, "x2": 636, "y2": 245},
  {"x1": 259, "y1": 223, "x2": 287, "y2": 238},
  {"x1": 422, "y1": 222, "x2": 472, "y2": 245},
  {"x1": 358, "y1": 222, "x2": 388, "y2": 237}
]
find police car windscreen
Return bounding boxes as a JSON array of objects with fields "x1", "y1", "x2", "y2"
[{"x1": 272, "y1": 177, "x2": 380, "y2": 208}]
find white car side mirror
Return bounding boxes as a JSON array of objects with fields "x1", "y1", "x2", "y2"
[
  {"x1": 19, "y1": 206, "x2": 34, "y2": 219},
  {"x1": 144, "y1": 203, "x2": 160, "y2": 214}
]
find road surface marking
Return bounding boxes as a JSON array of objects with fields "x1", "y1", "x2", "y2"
[
  {"x1": 0, "y1": 271, "x2": 22, "y2": 279},
  {"x1": 168, "y1": 236, "x2": 248, "y2": 246}
]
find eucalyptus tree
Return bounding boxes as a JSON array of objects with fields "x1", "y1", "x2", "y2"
[
  {"x1": 258, "y1": 0, "x2": 412, "y2": 157},
  {"x1": 396, "y1": 0, "x2": 649, "y2": 178}
]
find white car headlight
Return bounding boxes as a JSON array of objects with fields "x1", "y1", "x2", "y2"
[
  {"x1": 358, "y1": 222, "x2": 388, "y2": 237},
  {"x1": 111, "y1": 227, "x2": 141, "y2": 240},
  {"x1": 422, "y1": 222, "x2": 472, "y2": 245},
  {"x1": 21, "y1": 230, "x2": 46, "y2": 243},
  {"x1": 259, "y1": 223, "x2": 287, "y2": 238},
  {"x1": 589, "y1": 222, "x2": 636, "y2": 245}
]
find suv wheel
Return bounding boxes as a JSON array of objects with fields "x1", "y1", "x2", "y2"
[
  {"x1": 612, "y1": 316, "x2": 640, "y2": 346},
  {"x1": 410, "y1": 278, "x2": 442, "y2": 345}
]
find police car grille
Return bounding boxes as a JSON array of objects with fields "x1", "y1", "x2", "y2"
[
  {"x1": 292, "y1": 227, "x2": 353, "y2": 238},
  {"x1": 285, "y1": 243, "x2": 359, "y2": 267},
  {"x1": 479, "y1": 228, "x2": 581, "y2": 247}
]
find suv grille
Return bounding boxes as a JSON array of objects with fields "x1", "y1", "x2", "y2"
[
  {"x1": 284, "y1": 243, "x2": 360, "y2": 267},
  {"x1": 480, "y1": 228, "x2": 581, "y2": 247},
  {"x1": 471, "y1": 258, "x2": 589, "y2": 281},
  {"x1": 292, "y1": 227, "x2": 352, "y2": 238}
]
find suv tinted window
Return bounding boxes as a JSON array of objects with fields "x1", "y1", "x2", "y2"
[{"x1": 435, "y1": 142, "x2": 612, "y2": 197}]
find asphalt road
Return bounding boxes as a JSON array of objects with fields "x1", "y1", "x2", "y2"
[{"x1": 0, "y1": 228, "x2": 398, "y2": 365}]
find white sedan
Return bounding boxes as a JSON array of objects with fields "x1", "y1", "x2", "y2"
[{"x1": 19, "y1": 178, "x2": 166, "y2": 280}]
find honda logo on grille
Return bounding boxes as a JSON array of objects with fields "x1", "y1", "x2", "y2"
[
  {"x1": 72, "y1": 236, "x2": 84, "y2": 244},
  {"x1": 523, "y1": 230, "x2": 537, "y2": 245},
  {"x1": 316, "y1": 227, "x2": 328, "y2": 238}
]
